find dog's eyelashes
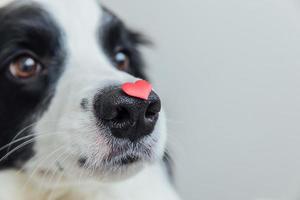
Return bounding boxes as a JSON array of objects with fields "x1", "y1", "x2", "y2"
[
  {"x1": 113, "y1": 50, "x2": 130, "y2": 71},
  {"x1": 9, "y1": 55, "x2": 42, "y2": 79}
]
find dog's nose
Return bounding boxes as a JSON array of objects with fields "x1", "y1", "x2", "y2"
[{"x1": 93, "y1": 87, "x2": 161, "y2": 141}]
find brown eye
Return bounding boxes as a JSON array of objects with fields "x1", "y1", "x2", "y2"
[
  {"x1": 114, "y1": 51, "x2": 130, "y2": 71},
  {"x1": 9, "y1": 56, "x2": 42, "y2": 79}
]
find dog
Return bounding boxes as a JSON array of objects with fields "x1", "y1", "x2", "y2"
[{"x1": 0, "y1": 0, "x2": 181, "y2": 199}]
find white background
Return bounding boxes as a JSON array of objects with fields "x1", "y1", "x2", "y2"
[{"x1": 103, "y1": 0, "x2": 300, "y2": 199}]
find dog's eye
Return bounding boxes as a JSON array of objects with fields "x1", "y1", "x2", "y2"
[
  {"x1": 9, "y1": 56, "x2": 42, "y2": 79},
  {"x1": 114, "y1": 50, "x2": 130, "y2": 71}
]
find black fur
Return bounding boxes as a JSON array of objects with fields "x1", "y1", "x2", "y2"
[
  {"x1": 100, "y1": 7, "x2": 149, "y2": 80},
  {"x1": 0, "y1": 2, "x2": 65, "y2": 169}
]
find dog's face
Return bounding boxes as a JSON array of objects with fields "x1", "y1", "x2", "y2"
[{"x1": 0, "y1": 0, "x2": 167, "y2": 182}]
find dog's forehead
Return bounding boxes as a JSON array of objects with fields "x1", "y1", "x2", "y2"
[
  {"x1": 35, "y1": 0, "x2": 103, "y2": 30},
  {"x1": 38, "y1": 0, "x2": 104, "y2": 57}
]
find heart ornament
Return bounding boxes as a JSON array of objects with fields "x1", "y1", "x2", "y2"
[{"x1": 121, "y1": 80, "x2": 152, "y2": 100}]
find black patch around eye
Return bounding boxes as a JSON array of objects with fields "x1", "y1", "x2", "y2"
[
  {"x1": 0, "y1": 2, "x2": 64, "y2": 57},
  {"x1": 0, "y1": 2, "x2": 66, "y2": 169},
  {"x1": 99, "y1": 6, "x2": 150, "y2": 80},
  {"x1": 0, "y1": 2, "x2": 66, "y2": 88}
]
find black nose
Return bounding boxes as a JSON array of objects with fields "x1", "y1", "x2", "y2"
[{"x1": 93, "y1": 86, "x2": 161, "y2": 141}]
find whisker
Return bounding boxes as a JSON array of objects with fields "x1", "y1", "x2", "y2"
[
  {"x1": 47, "y1": 152, "x2": 72, "y2": 200},
  {"x1": 7, "y1": 122, "x2": 40, "y2": 152},
  {"x1": 4, "y1": 117, "x2": 97, "y2": 153},
  {"x1": 0, "y1": 132, "x2": 68, "y2": 153},
  {"x1": 36, "y1": 150, "x2": 72, "y2": 198},
  {"x1": 0, "y1": 139, "x2": 38, "y2": 163},
  {"x1": 19, "y1": 145, "x2": 68, "y2": 193}
]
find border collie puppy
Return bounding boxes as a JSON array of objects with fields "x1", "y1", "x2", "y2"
[{"x1": 0, "y1": 0, "x2": 180, "y2": 199}]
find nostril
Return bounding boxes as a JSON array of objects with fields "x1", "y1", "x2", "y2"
[
  {"x1": 145, "y1": 100, "x2": 161, "y2": 120},
  {"x1": 145, "y1": 104, "x2": 157, "y2": 119},
  {"x1": 114, "y1": 107, "x2": 130, "y2": 122},
  {"x1": 107, "y1": 106, "x2": 133, "y2": 130}
]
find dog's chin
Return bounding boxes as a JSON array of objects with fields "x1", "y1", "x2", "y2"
[
  {"x1": 78, "y1": 145, "x2": 159, "y2": 182},
  {"x1": 27, "y1": 151, "x2": 157, "y2": 189},
  {"x1": 75, "y1": 128, "x2": 164, "y2": 182},
  {"x1": 86, "y1": 159, "x2": 148, "y2": 182}
]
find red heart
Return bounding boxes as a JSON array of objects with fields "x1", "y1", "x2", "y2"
[{"x1": 121, "y1": 80, "x2": 152, "y2": 100}]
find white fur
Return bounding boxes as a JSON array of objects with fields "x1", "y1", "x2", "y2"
[
  {"x1": 0, "y1": 164, "x2": 180, "y2": 200},
  {"x1": 0, "y1": 0, "x2": 180, "y2": 199}
]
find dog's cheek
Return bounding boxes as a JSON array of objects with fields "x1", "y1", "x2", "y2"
[{"x1": 24, "y1": 95, "x2": 107, "y2": 174}]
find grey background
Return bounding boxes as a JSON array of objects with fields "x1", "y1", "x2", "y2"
[{"x1": 103, "y1": 0, "x2": 300, "y2": 200}]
